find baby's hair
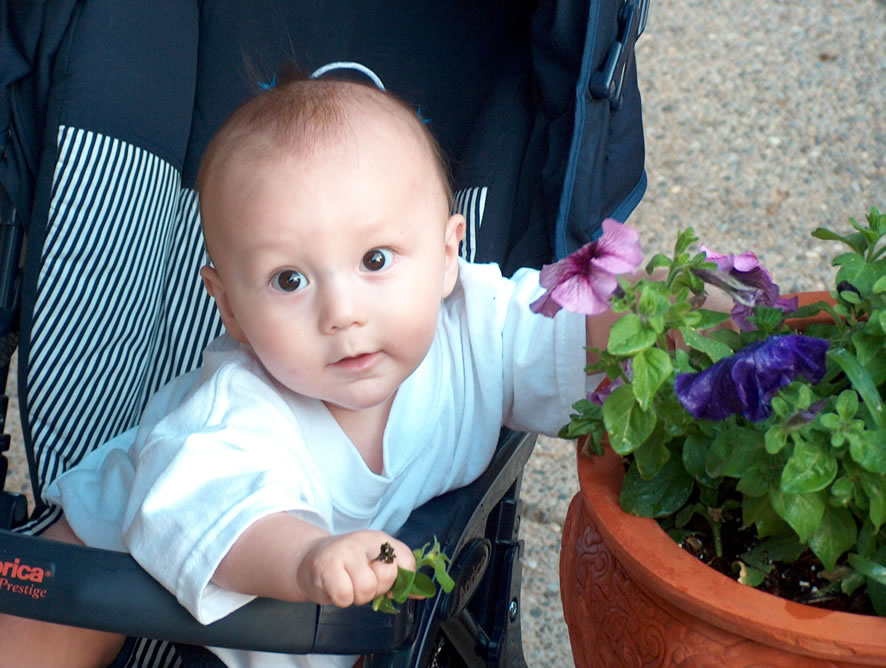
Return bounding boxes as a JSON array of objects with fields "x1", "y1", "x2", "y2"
[{"x1": 196, "y1": 68, "x2": 453, "y2": 210}]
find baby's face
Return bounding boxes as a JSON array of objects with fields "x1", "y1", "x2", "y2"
[{"x1": 201, "y1": 115, "x2": 463, "y2": 417}]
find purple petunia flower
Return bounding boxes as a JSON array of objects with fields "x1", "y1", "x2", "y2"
[
  {"x1": 696, "y1": 246, "x2": 798, "y2": 331},
  {"x1": 588, "y1": 360, "x2": 633, "y2": 406},
  {"x1": 531, "y1": 218, "x2": 643, "y2": 317},
  {"x1": 674, "y1": 335, "x2": 829, "y2": 422},
  {"x1": 785, "y1": 399, "x2": 827, "y2": 429}
]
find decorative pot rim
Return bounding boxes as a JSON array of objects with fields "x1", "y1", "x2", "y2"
[{"x1": 576, "y1": 445, "x2": 886, "y2": 662}]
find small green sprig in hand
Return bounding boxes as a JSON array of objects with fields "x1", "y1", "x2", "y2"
[{"x1": 371, "y1": 537, "x2": 455, "y2": 614}]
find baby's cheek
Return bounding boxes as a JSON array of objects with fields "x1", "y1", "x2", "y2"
[{"x1": 386, "y1": 327, "x2": 432, "y2": 372}]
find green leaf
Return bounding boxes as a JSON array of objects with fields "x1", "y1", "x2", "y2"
[
  {"x1": 749, "y1": 306, "x2": 787, "y2": 332},
  {"x1": 410, "y1": 572, "x2": 437, "y2": 599},
  {"x1": 830, "y1": 348, "x2": 886, "y2": 429},
  {"x1": 433, "y1": 560, "x2": 455, "y2": 593},
  {"x1": 830, "y1": 476, "x2": 855, "y2": 507},
  {"x1": 780, "y1": 440, "x2": 838, "y2": 494},
  {"x1": 743, "y1": 535, "x2": 807, "y2": 567},
  {"x1": 736, "y1": 463, "x2": 771, "y2": 497},
  {"x1": 736, "y1": 562, "x2": 767, "y2": 587},
  {"x1": 602, "y1": 384, "x2": 656, "y2": 455},
  {"x1": 632, "y1": 438, "x2": 671, "y2": 479},
  {"x1": 833, "y1": 302, "x2": 850, "y2": 318},
  {"x1": 848, "y1": 214, "x2": 881, "y2": 245},
  {"x1": 619, "y1": 456, "x2": 694, "y2": 518},
  {"x1": 849, "y1": 429, "x2": 886, "y2": 474},
  {"x1": 811, "y1": 227, "x2": 866, "y2": 254},
  {"x1": 840, "y1": 289, "x2": 862, "y2": 305},
  {"x1": 710, "y1": 328, "x2": 742, "y2": 351},
  {"x1": 858, "y1": 520, "x2": 877, "y2": 558},
  {"x1": 645, "y1": 253, "x2": 672, "y2": 274},
  {"x1": 637, "y1": 289, "x2": 657, "y2": 319},
  {"x1": 372, "y1": 596, "x2": 401, "y2": 614},
  {"x1": 841, "y1": 571, "x2": 867, "y2": 597},
  {"x1": 682, "y1": 434, "x2": 714, "y2": 486},
  {"x1": 685, "y1": 308, "x2": 731, "y2": 330},
  {"x1": 867, "y1": 546, "x2": 886, "y2": 616},
  {"x1": 607, "y1": 314, "x2": 657, "y2": 356},
  {"x1": 631, "y1": 347, "x2": 673, "y2": 410},
  {"x1": 848, "y1": 553, "x2": 886, "y2": 587},
  {"x1": 785, "y1": 300, "x2": 834, "y2": 322},
  {"x1": 373, "y1": 538, "x2": 453, "y2": 614},
  {"x1": 743, "y1": 494, "x2": 791, "y2": 537},
  {"x1": 764, "y1": 424, "x2": 789, "y2": 454},
  {"x1": 770, "y1": 396, "x2": 789, "y2": 418},
  {"x1": 679, "y1": 327, "x2": 734, "y2": 362},
  {"x1": 834, "y1": 251, "x2": 879, "y2": 296},
  {"x1": 674, "y1": 503, "x2": 697, "y2": 528},
  {"x1": 769, "y1": 488, "x2": 826, "y2": 543},
  {"x1": 706, "y1": 427, "x2": 765, "y2": 478},
  {"x1": 860, "y1": 474, "x2": 886, "y2": 531},
  {"x1": 836, "y1": 389, "x2": 860, "y2": 419},
  {"x1": 852, "y1": 331, "x2": 883, "y2": 367},
  {"x1": 390, "y1": 567, "x2": 417, "y2": 603},
  {"x1": 809, "y1": 506, "x2": 857, "y2": 571}
]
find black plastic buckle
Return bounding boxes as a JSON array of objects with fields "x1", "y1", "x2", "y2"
[{"x1": 589, "y1": 0, "x2": 649, "y2": 110}]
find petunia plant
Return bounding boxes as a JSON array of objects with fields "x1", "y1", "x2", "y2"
[{"x1": 539, "y1": 208, "x2": 886, "y2": 614}]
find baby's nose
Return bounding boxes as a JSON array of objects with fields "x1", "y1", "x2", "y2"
[{"x1": 318, "y1": 278, "x2": 367, "y2": 333}]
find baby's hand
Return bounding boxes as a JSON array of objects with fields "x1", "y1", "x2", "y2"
[{"x1": 296, "y1": 531, "x2": 416, "y2": 607}]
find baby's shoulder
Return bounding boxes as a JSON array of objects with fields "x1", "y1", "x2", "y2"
[{"x1": 161, "y1": 334, "x2": 287, "y2": 423}]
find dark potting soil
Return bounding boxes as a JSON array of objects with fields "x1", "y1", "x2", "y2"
[{"x1": 674, "y1": 510, "x2": 876, "y2": 616}]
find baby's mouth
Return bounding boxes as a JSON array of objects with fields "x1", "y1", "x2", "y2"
[{"x1": 330, "y1": 351, "x2": 379, "y2": 371}]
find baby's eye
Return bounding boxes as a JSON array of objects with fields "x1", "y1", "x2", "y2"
[
  {"x1": 361, "y1": 248, "x2": 393, "y2": 272},
  {"x1": 271, "y1": 269, "x2": 308, "y2": 292}
]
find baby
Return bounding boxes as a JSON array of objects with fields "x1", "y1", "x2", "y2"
[{"x1": 0, "y1": 74, "x2": 607, "y2": 667}]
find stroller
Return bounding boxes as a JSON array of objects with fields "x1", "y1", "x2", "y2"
[{"x1": 0, "y1": 0, "x2": 647, "y2": 665}]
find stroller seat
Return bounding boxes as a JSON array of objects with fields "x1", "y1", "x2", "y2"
[{"x1": 0, "y1": 1, "x2": 646, "y2": 665}]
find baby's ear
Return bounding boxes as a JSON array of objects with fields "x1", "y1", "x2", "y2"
[
  {"x1": 442, "y1": 213, "x2": 465, "y2": 297},
  {"x1": 200, "y1": 265, "x2": 248, "y2": 343}
]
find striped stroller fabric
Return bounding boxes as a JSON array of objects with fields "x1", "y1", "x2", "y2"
[
  {"x1": 26, "y1": 125, "x2": 222, "y2": 503},
  {"x1": 124, "y1": 638, "x2": 183, "y2": 668},
  {"x1": 20, "y1": 125, "x2": 223, "y2": 666},
  {"x1": 454, "y1": 186, "x2": 488, "y2": 264}
]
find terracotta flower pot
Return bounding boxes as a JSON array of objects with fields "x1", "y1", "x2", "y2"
[
  {"x1": 559, "y1": 291, "x2": 886, "y2": 666},
  {"x1": 561, "y1": 447, "x2": 886, "y2": 666}
]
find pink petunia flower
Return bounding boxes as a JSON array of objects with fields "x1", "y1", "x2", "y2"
[
  {"x1": 531, "y1": 219, "x2": 643, "y2": 316},
  {"x1": 697, "y1": 245, "x2": 798, "y2": 331},
  {"x1": 699, "y1": 246, "x2": 773, "y2": 278}
]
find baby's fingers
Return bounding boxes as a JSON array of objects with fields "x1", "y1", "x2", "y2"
[
  {"x1": 380, "y1": 537, "x2": 416, "y2": 572},
  {"x1": 346, "y1": 558, "x2": 396, "y2": 606},
  {"x1": 365, "y1": 538, "x2": 415, "y2": 604}
]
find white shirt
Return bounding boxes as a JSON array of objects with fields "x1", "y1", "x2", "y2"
[{"x1": 48, "y1": 260, "x2": 587, "y2": 666}]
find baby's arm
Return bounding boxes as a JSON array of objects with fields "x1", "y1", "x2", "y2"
[{"x1": 212, "y1": 513, "x2": 416, "y2": 607}]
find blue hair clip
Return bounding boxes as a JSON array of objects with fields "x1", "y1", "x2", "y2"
[
  {"x1": 416, "y1": 107, "x2": 432, "y2": 125},
  {"x1": 257, "y1": 74, "x2": 277, "y2": 90},
  {"x1": 310, "y1": 62, "x2": 385, "y2": 90},
  {"x1": 308, "y1": 62, "x2": 431, "y2": 125}
]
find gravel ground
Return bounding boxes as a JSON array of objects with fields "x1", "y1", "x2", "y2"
[{"x1": 3, "y1": 1, "x2": 885, "y2": 666}]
